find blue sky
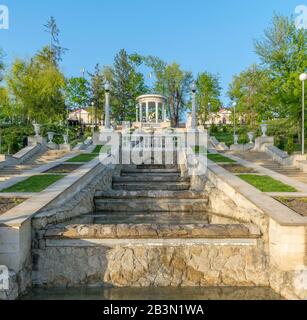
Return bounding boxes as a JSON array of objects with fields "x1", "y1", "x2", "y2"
[{"x1": 0, "y1": 0, "x2": 304, "y2": 104}]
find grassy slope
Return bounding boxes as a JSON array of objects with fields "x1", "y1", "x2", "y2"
[
  {"x1": 1, "y1": 175, "x2": 64, "y2": 193},
  {"x1": 238, "y1": 174, "x2": 297, "y2": 192}
]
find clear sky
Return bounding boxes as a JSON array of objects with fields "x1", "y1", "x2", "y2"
[{"x1": 0, "y1": 0, "x2": 303, "y2": 104}]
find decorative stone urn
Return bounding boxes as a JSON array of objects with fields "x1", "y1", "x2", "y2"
[
  {"x1": 234, "y1": 134, "x2": 239, "y2": 145},
  {"x1": 260, "y1": 123, "x2": 268, "y2": 137},
  {"x1": 63, "y1": 134, "x2": 69, "y2": 144},
  {"x1": 47, "y1": 132, "x2": 55, "y2": 143},
  {"x1": 33, "y1": 123, "x2": 41, "y2": 137},
  {"x1": 247, "y1": 132, "x2": 254, "y2": 144}
]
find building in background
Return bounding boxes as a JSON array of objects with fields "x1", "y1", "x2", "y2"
[
  {"x1": 68, "y1": 108, "x2": 95, "y2": 125},
  {"x1": 206, "y1": 108, "x2": 232, "y2": 125}
]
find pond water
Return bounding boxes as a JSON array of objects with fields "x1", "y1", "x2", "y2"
[{"x1": 21, "y1": 286, "x2": 283, "y2": 300}]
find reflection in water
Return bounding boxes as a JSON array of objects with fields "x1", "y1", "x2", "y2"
[{"x1": 21, "y1": 286, "x2": 283, "y2": 300}]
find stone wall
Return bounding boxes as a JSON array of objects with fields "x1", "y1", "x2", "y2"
[
  {"x1": 204, "y1": 159, "x2": 307, "y2": 300},
  {"x1": 32, "y1": 241, "x2": 269, "y2": 288}
]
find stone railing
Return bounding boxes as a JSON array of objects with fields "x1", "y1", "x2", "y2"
[
  {"x1": 0, "y1": 153, "x2": 114, "y2": 300},
  {"x1": 0, "y1": 143, "x2": 44, "y2": 169}
]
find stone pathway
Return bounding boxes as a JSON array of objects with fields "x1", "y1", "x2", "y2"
[{"x1": 229, "y1": 151, "x2": 307, "y2": 184}]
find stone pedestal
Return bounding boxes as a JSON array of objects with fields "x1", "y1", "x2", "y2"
[
  {"x1": 254, "y1": 136, "x2": 274, "y2": 152},
  {"x1": 46, "y1": 142, "x2": 58, "y2": 150},
  {"x1": 59, "y1": 143, "x2": 71, "y2": 151},
  {"x1": 27, "y1": 136, "x2": 47, "y2": 146}
]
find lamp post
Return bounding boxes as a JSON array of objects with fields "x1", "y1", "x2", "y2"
[
  {"x1": 232, "y1": 102, "x2": 237, "y2": 143},
  {"x1": 104, "y1": 81, "x2": 111, "y2": 130},
  {"x1": 191, "y1": 81, "x2": 197, "y2": 129},
  {"x1": 299, "y1": 73, "x2": 307, "y2": 155},
  {"x1": 91, "y1": 101, "x2": 95, "y2": 132}
]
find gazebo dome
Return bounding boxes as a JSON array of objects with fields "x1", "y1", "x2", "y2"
[{"x1": 136, "y1": 94, "x2": 167, "y2": 123}]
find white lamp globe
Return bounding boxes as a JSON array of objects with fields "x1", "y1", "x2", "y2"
[
  {"x1": 299, "y1": 73, "x2": 307, "y2": 81},
  {"x1": 232, "y1": 102, "x2": 237, "y2": 107},
  {"x1": 104, "y1": 81, "x2": 110, "y2": 92},
  {"x1": 191, "y1": 82, "x2": 196, "y2": 93}
]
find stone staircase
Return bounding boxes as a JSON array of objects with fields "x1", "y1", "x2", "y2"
[
  {"x1": 94, "y1": 164, "x2": 209, "y2": 215},
  {"x1": 232, "y1": 151, "x2": 307, "y2": 184},
  {"x1": 36, "y1": 162, "x2": 266, "y2": 288},
  {"x1": 0, "y1": 150, "x2": 71, "y2": 182}
]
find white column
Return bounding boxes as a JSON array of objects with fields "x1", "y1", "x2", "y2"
[
  {"x1": 136, "y1": 105, "x2": 139, "y2": 122},
  {"x1": 139, "y1": 103, "x2": 143, "y2": 122},
  {"x1": 155, "y1": 101, "x2": 159, "y2": 123},
  {"x1": 146, "y1": 101, "x2": 149, "y2": 122},
  {"x1": 162, "y1": 104, "x2": 166, "y2": 121},
  {"x1": 191, "y1": 91, "x2": 196, "y2": 129},
  {"x1": 105, "y1": 91, "x2": 110, "y2": 129}
]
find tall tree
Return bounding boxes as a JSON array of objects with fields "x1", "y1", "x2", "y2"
[
  {"x1": 228, "y1": 65, "x2": 273, "y2": 126},
  {"x1": 44, "y1": 16, "x2": 68, "y2": 64},
  {"x1": 254, "y1": 14, "x2": 307, "y2": 126},
  {"x1": 196, "y1": 72, "x2": 222, "y2": 125},
  {"x1": 145, "y1": 56, "x2": 193, "y2": 127},
  {"x1": 65, "y1": 77, "x2": 90, "y2": 110},
  {"x1": 88, "y1": 64, "x2": 106, "y2": 127},
  {"x1": 6, "y1": 46, "x2": 66, "y2": 123},
  {"x1": 0, "y1": 48, "x2": 4, "y2": 82},
  {"x1": 111, "y1": 49, "x2": 146, "y2": 122}
]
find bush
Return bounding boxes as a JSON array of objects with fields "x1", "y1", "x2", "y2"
[{"x1": 286, "y1": 136, "x2": 294, "y2": 155}]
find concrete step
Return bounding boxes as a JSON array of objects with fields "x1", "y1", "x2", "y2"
[
  {"x1": 112, "y1": 181, "x2": 190, "y2": 191},
  {"x1": 45, "y1": 222, "x2": 259, "y2": 240},
  {"x1": 63, "y1": 211, "x2": 211, "y2": 225},
  {"x1": 136, "y1": 164, "x2": 177, "y2": 170},
  {"x1": 94, "y1": 197, "x2": 208, "y2": 212},
  {"x1": 121, "y1": 168, "x2": 180, "y2": 175},
  {"x1": 95, "y1": 190, "x2": 206, "y2": 199},
  {"x1": 113, "y1": 176, "x2": 190, "y2": 183}
]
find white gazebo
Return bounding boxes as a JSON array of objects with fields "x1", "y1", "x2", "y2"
[{"x1": 136, "y1": 94, "x2": 167, "y2": 124}]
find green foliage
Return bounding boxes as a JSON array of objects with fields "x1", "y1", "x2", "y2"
[
  {"x1": 88, "y1": 64, "x2": 106, "y2": 127},
  {"x1": 65, "y1": 77, "x2": 90, "y2": 109},
  {"x1": 210, "y1": 125, "x2": 249, "y2": 146},
  {"x1": 6, "y1": 46, "x2": 66, "y2": 123},
  {"x1": 238, "y1": 174, "x2": 297, "y2": 192},
  {"x1": 0, "y1": 48, "x2": 4, "y2": 80},
  {"x1": 111, "y1": 49, "x2": 147, "y2": 122},
  {"x1": 196, "y1": 72, "x2": 222, "y2": 125},
  {"x1": 0, "y1": 124, "x2": 34, "y2": 154},
  {"x1": 144, "y1": 56, "x2": 192, "y2": 127},
  {"x1": 228, "y1": 64, "x2": 273, "y2": 125},
  {"x1": 285, "y1": 136, "x2": 295, "y2": 155},
  {"x1": 1, "y1": 174, "x2": 64, "y2": 193},
  {"x1": 254, "y1": 15, "x2": 307, "y2": 125}
]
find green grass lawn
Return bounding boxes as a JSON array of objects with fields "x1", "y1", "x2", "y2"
[
  {"x1": 193, "y1": 146, "x2": 208, "y2": 154},
  {"x1": 92, "y1": 145, "x2": 111, "y2": 154},
  {"x1": 237, "y1": 174, "x2": 297, "y2": 192},
  {"x1": 66, "y1": 153, "x2": 98, "y2": 163},
  {"x1": 92, "y1": 145, "x2": 103, "y2": 153},
  {"x1": 1, "y1": 175, "x2": 64, "y2": 193},
  {"x1": 207, "y1": 153, "x2": 236, "y2": 163}
]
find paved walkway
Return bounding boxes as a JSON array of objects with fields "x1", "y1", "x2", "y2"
[{"x1": 229, "y1": 151, "x2": 307, "y2": 184}]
